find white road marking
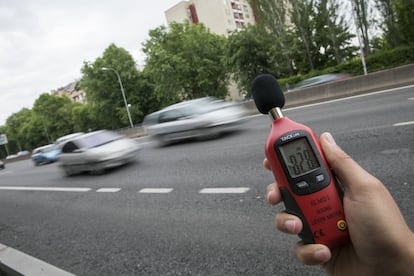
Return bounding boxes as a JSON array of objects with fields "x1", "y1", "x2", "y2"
[
  {"x1": 408, "y1": 97, "x2": 414, "y2": 100},
  {"x1": 96, "y1": 188, "x2": 121, "y2": 192},
  {"x1": 199, "y1": 187, "x2": 250, "y2": 194},
  {"x1": 393, "y1": 121, "x2": 414, "y2": 127},
  {"x1": 138, "y1": 188, "x2": 173, "y2": 193},
  {"x1": 0, "y1": 186, "x2": 91, "y2": 192},
  {"x1": 0, "y1": 242, "x2": 75, "y2": 276}
]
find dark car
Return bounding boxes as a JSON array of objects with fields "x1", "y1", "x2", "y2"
[
  {"x1": 291, "y1": 73, "x2": 351, "y2": 91},
  {"x1": 31, "y1": 144, "x2": 61, "y2": 166},
  {"x1": 58, "y1": 130, "x2": 141, "y2": 176},
  {"x1": 0, "y1": 160, "x2": 4, "y2": 169}
]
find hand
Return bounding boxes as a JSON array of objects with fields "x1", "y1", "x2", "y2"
[{"x1": 265, "y1": 132, "x2": 414, "y2": 275}]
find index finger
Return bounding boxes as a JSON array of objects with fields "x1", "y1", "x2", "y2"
[{"x1": 263, "y1": 158, "x2": 271, "y2": 171}]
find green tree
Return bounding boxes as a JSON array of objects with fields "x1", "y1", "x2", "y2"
[
  {"x1": 19, "y1": 115, "x2": 51, "y2": 149},
  {"x1": 313, "y1": 0, "x2": 357, "y2": 67},
  {"x1": 288, "y1": 0, "x2": 357, "y2": 73},
  {"x1": 142, "y1": 21, "x2": 229, "y2": 106},
  {"x1": 376, "y1": 0, "x2": 401, "y2": 48},
  {"x1": 0, "y1": 125, "x2": 7, "y2": 158},
  {"x1": 81, "y1": 43, "x2": 152, "y2": 129},
  {"x1": 350, "y1": 0, "x2": 374, "y2": 56},
  {"x1": 249, "y1": 0, "x2": 294, "y2": 75},
  {"x1": 395, "y1": 0, "x2": 414, "y2": 44},
  {"x1": 227, "y1": 25, "x2": 285, "y2": 95},
  {"x1": 71, "y1": 103, "x2": 94, "y2": 132},
  {"x1": 290, "y1": 0, "x2": 317, "y2": 72},
  {"x1": 5, "y1": 108, "x2": 34, "y2": 152},
  {"x1": 32, "y1": 93, "x2": 75, "y2": 142}
]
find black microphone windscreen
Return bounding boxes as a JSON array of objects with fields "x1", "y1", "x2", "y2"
[{"x1": 251, "y1": 74, "x2": 285, "y2": 114}]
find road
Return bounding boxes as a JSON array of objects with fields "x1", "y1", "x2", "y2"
[{"x1": 0, "y1": 86, "x2": 413, "y2": 275}]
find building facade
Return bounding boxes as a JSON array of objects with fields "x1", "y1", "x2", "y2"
[
  {"x1": 165, "y1": 0, "x2": 256, "y2": 36},
  {"x1": 51, "y1": 81, "x2": 86, "y2": 104},
  {"x1": 165, "y1": 0, "x2": 256, "y2": 100}
]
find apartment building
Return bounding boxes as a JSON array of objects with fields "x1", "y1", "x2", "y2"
[
  {"x1": 165, "y1": 0, "x2": 256, "y2": 36},
  {"x1": 51, "y1": 81, "x2": 86, "y2": 104},
  {"x1": 165, "y1": 0, "x2": 256, "y2": 99}
]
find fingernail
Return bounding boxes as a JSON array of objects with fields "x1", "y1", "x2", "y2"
[
  {"x1": 323, "y1": 132, "x2": 336, "y2": 145},
  {"x1": 313, "y1": 248, "x2": 330, "y2": 262},
  {"x1": 284, "y1": 220, "x2": 297, "y2": 233}
]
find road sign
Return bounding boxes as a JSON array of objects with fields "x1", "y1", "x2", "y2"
[{"x1": 0, "y1": 134, "x2": 8, "y2": 145}]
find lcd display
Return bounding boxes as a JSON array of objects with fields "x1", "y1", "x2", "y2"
[{"x1": 279, "y1": 137, "x2": 320, "y2": 177}]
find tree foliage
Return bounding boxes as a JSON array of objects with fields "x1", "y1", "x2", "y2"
[
  {"x1": 81, "y1": 43, "x2": 156, "y2": 129},
  {"x1": 394, "y1": 0, "x2": 414, "y2": 45},
  {"x1": 142, "y1": 21, "x2": 229, "y2": 107},
  {"x1": 230, "y1": 0, "x2": 357, "y2": 92},
  {"x1": 32, "y1": 93, "x2": 77, "y2": 141},
  {"x1": 249, "y1": 0, "x2": 294, "y2": 75},
  {"x1": 227, "y1": 25, "x2": 285, "y2": 95},
  {"x1": 350, "y1": 0, "x2": 375, "y2": 56}
]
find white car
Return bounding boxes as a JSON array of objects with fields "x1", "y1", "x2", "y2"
[
  {"x1": 58, "y1": 130, "x2": 141, "y2": 176},
  {"x1": 143, "y1": 97, "x2": 247, "y2": 145},
  {"x1": 55, "y1": 132, "x2": 84, "y2": 148}
]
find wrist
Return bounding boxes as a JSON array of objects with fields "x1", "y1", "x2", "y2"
[
  {"x1": 385, "y1": 232, "x2": 414, "y2": 275},
  {"x1": 399, "y1": 233, "x2": 414, "y2": 275}
]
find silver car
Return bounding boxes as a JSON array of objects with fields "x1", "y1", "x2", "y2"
[
  {"x1": 291, "y1": 73, "x2": 351, "y2": 91},
  {"x1": 143, "y1": 97, "x2": 247, "y2": 145},
  {"x1": 58, "y1": 130, "x2": 141, "y2": 176},
  {"x1": 55, "y1": 132, "x2": 84, "y2": 148}
]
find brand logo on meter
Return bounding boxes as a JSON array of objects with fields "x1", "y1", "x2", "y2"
[{"x1": 280, "y1": 132, "x2": 300, "y2": 142}]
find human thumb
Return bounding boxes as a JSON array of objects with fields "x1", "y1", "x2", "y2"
[{"x1": 320, "y1": 132, "x2": 376, "y2": 194}]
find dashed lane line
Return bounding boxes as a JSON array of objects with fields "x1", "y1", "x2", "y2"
[
  {"x1": 96, "y1": 188, "x2": 121, "y2": 193},
  {"x1": 199, "y1": 187, "x2": 250, "y2": 194},
  {"x1": 138, "y1": 188, "x2": 173, "y2": 193},
  {"x1": 393, "y1": 121, "x2": 414, "y2": 127},
  {"x1": 0, "y1": 186, "x2": 254, "y2": 194},
  {"x1": 0, "y1": 186, "x2": 91, "y2": 192}
]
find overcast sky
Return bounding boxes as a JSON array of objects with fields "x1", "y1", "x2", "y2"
[{"x1": 0, "y1": 0, "x2": 180, "y2": 125}]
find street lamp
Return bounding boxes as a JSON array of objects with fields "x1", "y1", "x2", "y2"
[{"x1": 101, "y1": 67, "x2": 134, "y2": 128}]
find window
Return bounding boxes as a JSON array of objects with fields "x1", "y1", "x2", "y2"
[
  {"x1": 159, "y1": 110, "x2": 185, "y2": 123},
  {"x1": 62, "y1": 142, "x2": 79, "y2": 153}
]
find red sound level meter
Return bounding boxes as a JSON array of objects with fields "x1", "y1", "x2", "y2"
[{"x1": 252, "y1": 74, "x2": 349, "y2": 248}]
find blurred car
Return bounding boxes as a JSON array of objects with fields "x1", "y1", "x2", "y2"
[
  {"x1": 0, "y1": 160, "x2": 4, "y2": 169},
  {"x1": 6, "y1": 155, "x2": 17, "y2": 160},
  {"x1": 291, "y1": 73, "x2": 351, "y2": 91},
  {"x1": 55, "y1": 132, "x2": 84, "y2": 148},
  {"x1": 17, "y1": 150, "x2": 30, "y2": 156},
  {"x1": 31, "y1": 144, "x2": 61, "y2": 166},
  {"x1": 143, "y1": 97, "x2": 247, "y2": 145},
  {"x1": 58, "y1": 130, "x2": 141, "y2": 176}
]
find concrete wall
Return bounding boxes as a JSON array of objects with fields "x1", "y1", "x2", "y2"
[{"x1": 283, "y1": 63, "x2": 414, "y2": 108}]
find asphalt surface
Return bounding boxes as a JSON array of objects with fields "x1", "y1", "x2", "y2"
[{"x1": 0, "y1": 86, "x2": 413, "y2": 275}]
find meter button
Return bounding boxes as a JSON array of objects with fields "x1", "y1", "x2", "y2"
[
  {"x1": 296, "y1": 181, "x2": 309, "y2": 189},
  {"x1": 316, "y1": 174, "x2": 325, "y2": 183},
  {"x1": 337, "y1": 220, "x2": 347, "y2": 231}
]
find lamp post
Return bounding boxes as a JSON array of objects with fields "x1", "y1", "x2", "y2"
[{"x1": 101, "y1": 67, "x2": 134, "y2": 128}]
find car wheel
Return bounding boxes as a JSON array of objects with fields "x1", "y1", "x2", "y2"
[
  {"x1": 89, "y1": 168, "x2": 105, "y2": 175},
  {"x1": 199, "y1": 127, "x2": 219, "y2": 141},
  {"x1": 63, "y1": 166, "x2": 75, "y2": 177},
  {"x1": 156, "y1": 134, "x2": 171, "y2": 147}
]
